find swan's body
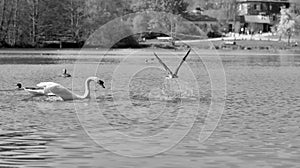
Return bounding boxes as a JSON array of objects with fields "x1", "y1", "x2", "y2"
[
  {"x1": 154, "y1": 49, "x2": 191, "y2": 79},
  {"x1": 16, "y1": 83, "x2": 55, "y2": 96},
  {"x1": 37, "y1": 77, "x2": 105, "y2": 101},
  {"x1": 60, "y1": 69, "x2": 71, "y2": 78}
]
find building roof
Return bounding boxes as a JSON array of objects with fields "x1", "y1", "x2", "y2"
[{"x1": 244, "y1": 15, "x2": 271, "y2": 23}]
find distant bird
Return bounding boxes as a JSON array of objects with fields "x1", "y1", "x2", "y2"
[
  {"x1": 153, "y1": 49, "x2": 191, "y2": 79},
  {"x1": 36, "y1": 77, "x2": 105, "y2": 101},
  {"x1": 145, "y1": 58, "x2": 155, "y2": 63},
  {"x1": 16, "y1": 82, "x2": 55, "y2": 96},
  {"x1": 60, "y1": 68, "x2": 71, "y2": 78}
]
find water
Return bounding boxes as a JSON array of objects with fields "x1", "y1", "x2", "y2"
[{"x1": 0, "y1": 49, "x2": 300, "y2": 167}]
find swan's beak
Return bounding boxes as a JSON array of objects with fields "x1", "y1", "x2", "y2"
[{"x1": 97, "y1": 80, "x2": 105, "y2": 88}]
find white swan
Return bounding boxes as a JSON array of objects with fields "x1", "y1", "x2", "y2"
[
  {"x1": 16, "y1": 82, "x2": 55, "y2": 96},
  {"x1": 37, "y1": 77, "x2": 105, "y2": 101},
  {"x1": 153, "y1": 49, "x2": 191, "y2": 79},
  {"x1": 60, "y1": 68, "x2": 71, "y2": 78}
]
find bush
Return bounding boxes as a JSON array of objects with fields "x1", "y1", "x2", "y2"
[
  {"x1": 207, "y1": 31, "x2": 223, "y2": 38},
  {"x1": 112, "y1": 35, "x2": 140, "y2": 48}
]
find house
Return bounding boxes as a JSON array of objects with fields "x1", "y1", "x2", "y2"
[{"x1": 231, "y1": 0, "x2": 290, "y2": 33}]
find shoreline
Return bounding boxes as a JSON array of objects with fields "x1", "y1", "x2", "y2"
[
  {"x1": 1, "y1": 37, "x2": 300, "y2": 59},
  {"x1": 0, "y1": 48, "x2": 299, "y2": 56}
]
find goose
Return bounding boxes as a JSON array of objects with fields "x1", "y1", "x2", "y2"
[
  {"x1": 60, "y1": 68, "x2": 71, "y2": 78},
  {"x1": 36, "y1": 77, "x2": 105, "y2": 101},
  {"x1": 153, "y1": 49, "x2": 191, "y2": 79},
  {"x1": 16, "y1": 82, "x2": 55, "y2": 96}
]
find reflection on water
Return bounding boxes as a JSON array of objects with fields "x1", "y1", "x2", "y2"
[
  {"x1": 0, "y1": 57, "x2": 76, "y2": 64},
  {"x1": 220, "y1": 54, "x2": 300, "y2": 67},
  {"x1": 0, "y1": 56, "x2": 121, "y2": 64},
  {"x1": 0, "y1": 50, "x2": 300, "y2": 167}
]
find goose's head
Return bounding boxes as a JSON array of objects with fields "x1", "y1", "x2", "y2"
[
  {"x1": 16, "y1": 83, "x2": 22, "y2": 89},
  {"x1": 63, "y1": 68, "x2": 67, "y2": 74}
]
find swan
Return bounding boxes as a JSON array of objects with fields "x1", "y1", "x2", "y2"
[
  {"x1": 37, "y1": 77, "x2": 105, "y2": 101},
  {"x1": 60, "y1": 68, "x2": 71, "y2": 78},
  {"x1": 153, "y1": 49, "x2": 191, "y2": 79},
  {"x1": 16, "y1": 82, "x2": 55, "y2": 96}
]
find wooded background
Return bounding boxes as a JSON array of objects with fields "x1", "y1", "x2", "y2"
[{"x1": 0, "y1": 0, "x2": 299, "y2": 48}]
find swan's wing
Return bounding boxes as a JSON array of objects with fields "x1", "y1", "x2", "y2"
[
  {"x1": 153, "y1": 52, "x2": 173, "y2": 75},
  {"x1": 44, "y1": 83, "x2": 76, "y2": 100},
  {"x1": 24, "y1": 87, "x2": 44, "y2": 90},
  {"x1": 46, "y1": 92, "x2": 56, "y2": 96},
  {"x1": 36, "y1": 82, "x2": 58, "y2": 88},
  {"x1": 36, "y1": 82, "x2": 59, "y2": 96},
  {"x1": 24, "y1": 88, "x2": 45, "y2": 96},
  {"x1": 173, "y1": 49, "x2": 191, "y2": 76}
]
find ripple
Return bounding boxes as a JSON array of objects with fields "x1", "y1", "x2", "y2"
[{"x1": 0, "y1": 52, "x2": 300, "y2": 167}]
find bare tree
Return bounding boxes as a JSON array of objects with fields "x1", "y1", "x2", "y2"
[
  {"x1": 0, "y1": 0, "x2": 8, "y2": 44},
  {"x1": 68, "y1": 0, "x2": 85, "y2": 42},
  {"x1": 12, "y1": 0, "x2": 19, "y2": 45},
  {"x1": 276, "y1": 7, "x2": 296, "y2": 44},
  {"x1": 27, "y1": 0, "x2": 39, "y2": 45}
]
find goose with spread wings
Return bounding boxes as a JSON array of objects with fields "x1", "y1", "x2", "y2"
[{"x1": 153, "y1": 49, "x2": 191, "y2": 79}]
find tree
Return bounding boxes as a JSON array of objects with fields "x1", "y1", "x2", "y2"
[
  {"x1": 67, "y1": 0, "x2": 85, "y2": 42},
  {"x1": 130, "y1": 0, "x2": 188, "y2": 45},
  {"x1": 0, "y1": 0, "x2": 197, "y2": 48},
  {"x1": 0, "y1": 0, "x2": 8, "y2": 45},
  {"x1": 83, "y1": 0, "x2": 132, "y2": 40},
  {"x1": 26, "y1": 0, "x2": 40, "y2": 46},
  {"x1": 276, "y1": 7, "x2": 297, "y2": 44}
]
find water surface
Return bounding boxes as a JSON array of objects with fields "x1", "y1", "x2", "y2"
[{"x1": 0, "y1": 49, "x2": 300, "y2": 167}]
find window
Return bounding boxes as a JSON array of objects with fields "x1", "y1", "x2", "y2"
[{"x1": 257, "y1": 4, "x2": 261, "y2": 10}]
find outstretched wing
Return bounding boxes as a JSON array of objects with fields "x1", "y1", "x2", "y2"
[
  {"x1": 153, "y1": 52, "x2": 173, "y2": 75},
  {"x1": 173, "y1": 49, "x2": 191, "y2": 76},
  {"x1": 24, "y1": 88, "x2": 45, "y2": 96}
]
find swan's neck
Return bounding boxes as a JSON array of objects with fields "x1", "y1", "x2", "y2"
[{"x1": 77, "y1": 78, "x2": 93, "y2": 99}]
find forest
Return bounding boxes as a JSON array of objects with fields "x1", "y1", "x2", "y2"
[
  {"x1": 0, "y1": 0, "x2": 239, "y2": 48},
  {"x1": 0, "y1": 0, "x2": 299, "y2": 48}
]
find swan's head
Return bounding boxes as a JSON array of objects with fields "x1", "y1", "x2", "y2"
[
  {"x1": 16, "y1": 83, "x2": 22, "y2": 89},
  {"x1": 89, "y1": 77, "x2": 105, "y2": 88},
  {"x1": 97, "y1": 80, "x2": 105, "y2": 88}
]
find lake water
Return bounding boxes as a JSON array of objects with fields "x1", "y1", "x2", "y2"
[{"x1": 0, "y1": 49, "x2": 300, "y2": 167}]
